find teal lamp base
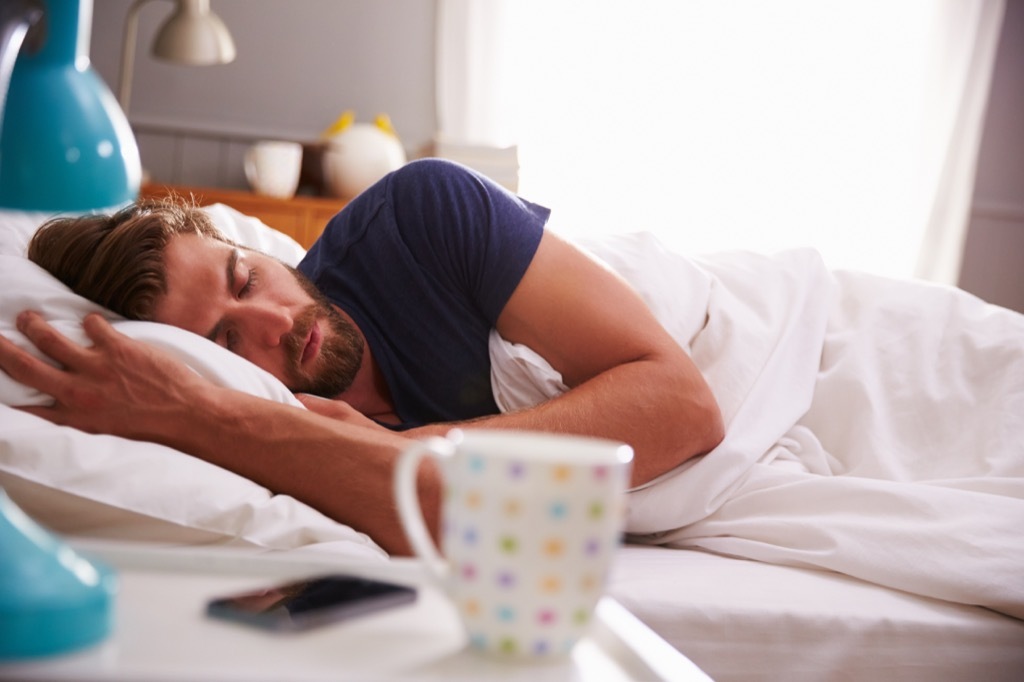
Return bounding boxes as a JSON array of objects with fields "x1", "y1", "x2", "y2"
[
  {"x1": 0, "y1": 0, "x2": 141, "y2": 212},
  {"x1": 0, "y1": 61, "x2": 141, "y2": 212},
  {"x1": 0, "y1": 489, "x2": 117, "y2": 660}
]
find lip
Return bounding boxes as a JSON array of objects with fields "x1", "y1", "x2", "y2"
[{"x1": 300, "y1": 319, "x2": 322, "y2": 366}]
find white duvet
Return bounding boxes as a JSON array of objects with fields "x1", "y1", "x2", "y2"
[{"x1": 490, "y1": 232, "x2": 1024, "y2": 620}]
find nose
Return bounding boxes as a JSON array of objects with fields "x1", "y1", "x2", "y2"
[{"x1": 237, "y1": 302, "x2": 293, "y2": 348}]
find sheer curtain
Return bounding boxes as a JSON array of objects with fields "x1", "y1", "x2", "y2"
[{"x1": 436, "y1": 0, "x2": 1004, "y2": 281}]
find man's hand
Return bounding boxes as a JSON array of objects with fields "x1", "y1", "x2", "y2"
[
  {"x1": 295, "y1": 393, "x2": 389, "y2": 432},
  {"x1": 0, "y1": 311, "x2": 209, "y2": 440}
]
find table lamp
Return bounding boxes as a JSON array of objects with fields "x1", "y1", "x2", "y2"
[
  {"x1": 118, "y1": 0, "x2": 237, "y2": 114},
  {"x1": 0, "y1": 490, "x2": 117, "y2": 660},
  {"x1": 0, "y1": 0, "x2": 141, "y2": 212}
]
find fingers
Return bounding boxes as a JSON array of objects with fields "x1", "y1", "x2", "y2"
[
  {"x1": 11, "y1": 310, "x2": 88, "y2": 367},
  {"x1": 0, "y1": 321, "x2": 66, "y2": 394},
  {"x1": 16, "y1": 404, "x2": 59, "y2": 422},
  {"x1": 2, "y1": 310, "x2": 204, "y2": 437},
  {"x1": 0, "y1": 332, "x2": 46, "y2": 377},
  {"x1": 295, "y1": 393, "x2": 331, "y2": 414},
  {"x1": 80, "y1": 312, "x2": 125, "y2": 348},
  {"x1": 295, "y1": 393, "x2": 387, "y2": 432},
  {"x1": 0, "y1": 311, "x2": 117, "y2": 405}
]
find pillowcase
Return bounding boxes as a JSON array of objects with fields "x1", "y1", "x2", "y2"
[
  {"x1": 0, "y1": 205, "x2": 385, "y2": 560},
  {"x1": 0, "y1": 208, "x2": 52, "y2": 257}
]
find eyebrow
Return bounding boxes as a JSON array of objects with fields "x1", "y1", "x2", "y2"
[{"x1": 205, "y1": 248, "x2": 240, "y2": 342}]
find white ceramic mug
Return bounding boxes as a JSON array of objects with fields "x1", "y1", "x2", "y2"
[
  {"x1": 244, "y1": 140, "x2": 302, "y2": 199},
  {"x1": 394, "y1": 429, "x2": 633, "y2": 659}
]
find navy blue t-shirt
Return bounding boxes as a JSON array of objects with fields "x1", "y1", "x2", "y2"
[{"x1": 297, "y1": 159, "x2": 549, "y2": 429}]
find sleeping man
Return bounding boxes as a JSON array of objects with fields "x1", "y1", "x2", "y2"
[{"x1": 1, "y1": 159, "x2": 1022, "y2": 619}]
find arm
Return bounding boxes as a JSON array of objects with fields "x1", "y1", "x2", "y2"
[
  {"x1": 408, "y1": 231, "x2": 724, "y2": 487},
  {"x1": 0, "y1": 312, "x2": 435, "y2": 556}
]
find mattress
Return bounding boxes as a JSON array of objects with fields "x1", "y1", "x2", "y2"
[{"x1": 607, "y1": 545, "x2": 1024, "y2": 681}]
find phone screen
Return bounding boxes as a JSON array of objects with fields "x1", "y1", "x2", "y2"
[{"x1": 206, "y1": 574, "x2": 417, "y2": 631}]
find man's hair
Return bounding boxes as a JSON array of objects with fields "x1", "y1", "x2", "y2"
[{"x1": 27, "y1": 198, "x2": 231, "y2": 320}]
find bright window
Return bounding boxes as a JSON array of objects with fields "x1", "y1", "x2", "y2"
[{"x1": 439, "y1": 1, "x2": 1004, "y2": 281}]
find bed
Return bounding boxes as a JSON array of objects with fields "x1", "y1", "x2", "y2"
[{"x1": 2, "y1": 203, "x2": 1022, "y2": 680}]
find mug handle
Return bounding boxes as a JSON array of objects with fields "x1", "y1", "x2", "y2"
[{"x1": 393, "y1": 437, "x2": 454, "y2": 586}]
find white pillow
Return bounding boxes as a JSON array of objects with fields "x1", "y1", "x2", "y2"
[
  {"x1": 200, "y1": 203, "x2": 307, "y2": 265},
  {"x1": 0, "y1": 207, "x2": 385, "y2": 560},
  {"x1": 0, "y1": 208, "x2": 59, "y2": 257}
]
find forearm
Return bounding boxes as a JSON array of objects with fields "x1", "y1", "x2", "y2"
[
  {"x1": 149, "y1": 387, "x2": 438, "y2": 557},
  {"x1": 410, "y1": 352, "x2": 724, "y2": 487},
  {"x1": 470, "y1": 230, "x2": 724, "y2": 487}
]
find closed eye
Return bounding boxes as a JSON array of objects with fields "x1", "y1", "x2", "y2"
[{"x1": 240, "y1": 266, "x2": 259, "y2": 298}]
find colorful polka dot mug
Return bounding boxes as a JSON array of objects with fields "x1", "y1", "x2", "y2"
[{"x1": 394, "y1": 429, "x2": 633, "y2": 659}]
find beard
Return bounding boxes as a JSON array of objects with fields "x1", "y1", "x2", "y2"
[{"x1": 282, "y1": 266, "x2": 364, "y2": 398}]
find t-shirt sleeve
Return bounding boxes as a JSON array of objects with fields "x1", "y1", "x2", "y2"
[
  {"x1": 302, "y1": 158, "x2": 549, "y2": 325},
  {"x1": 385, "y1": 158, "x2": 549, "y2": 323}
]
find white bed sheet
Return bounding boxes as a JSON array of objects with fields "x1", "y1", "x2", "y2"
[{"x1": 607, "y1": 545, "x2": 1024, "y2": 681}]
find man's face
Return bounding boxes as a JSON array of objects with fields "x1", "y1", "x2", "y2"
[{"x1": 152, "y1": 233, "x2": 362, "y2": 397}]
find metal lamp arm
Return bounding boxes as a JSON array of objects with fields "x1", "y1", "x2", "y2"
[{"x1": 118, "y1": 0, "x2": 162, "y2": 115}]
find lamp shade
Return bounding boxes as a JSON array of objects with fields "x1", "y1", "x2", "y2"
[
  {"x1": 152, "y1": 0, "x2": 236, "y2": 65},
  {"x1": 0, "y1": 0, "x2": 141, "y2": 212}
]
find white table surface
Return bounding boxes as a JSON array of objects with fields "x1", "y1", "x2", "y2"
[{"x1": 0, "y1": 541, "x2": 710, "y2": 682}]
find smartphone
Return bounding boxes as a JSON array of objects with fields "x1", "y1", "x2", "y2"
[{"x1": 206, "y1": 574, "x2": 417, "y2": 632}]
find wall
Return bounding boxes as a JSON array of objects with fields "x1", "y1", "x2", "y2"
[
  {"x1": 89, "y1": 0, "x2": 436, "y2": 189},
  {"x1": 959, "y1": 0, "x2": 1024, "y2": 313}
]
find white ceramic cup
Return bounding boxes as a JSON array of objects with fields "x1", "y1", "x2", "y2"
[
  {"x1": 243, "y1": 140, "x2": 302, "y2": 199},
  {"x1": 394, "y1": 429, "x2": 633, "y2": 659}
]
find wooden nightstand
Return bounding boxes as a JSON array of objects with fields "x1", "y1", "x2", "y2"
[{"x1": 140, "y1": 184, "x2": 347, "y2": 250}]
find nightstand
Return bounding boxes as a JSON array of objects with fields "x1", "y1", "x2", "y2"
[{"x1": 140, "y1": 184, "x2": 347, "y2": 250}]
